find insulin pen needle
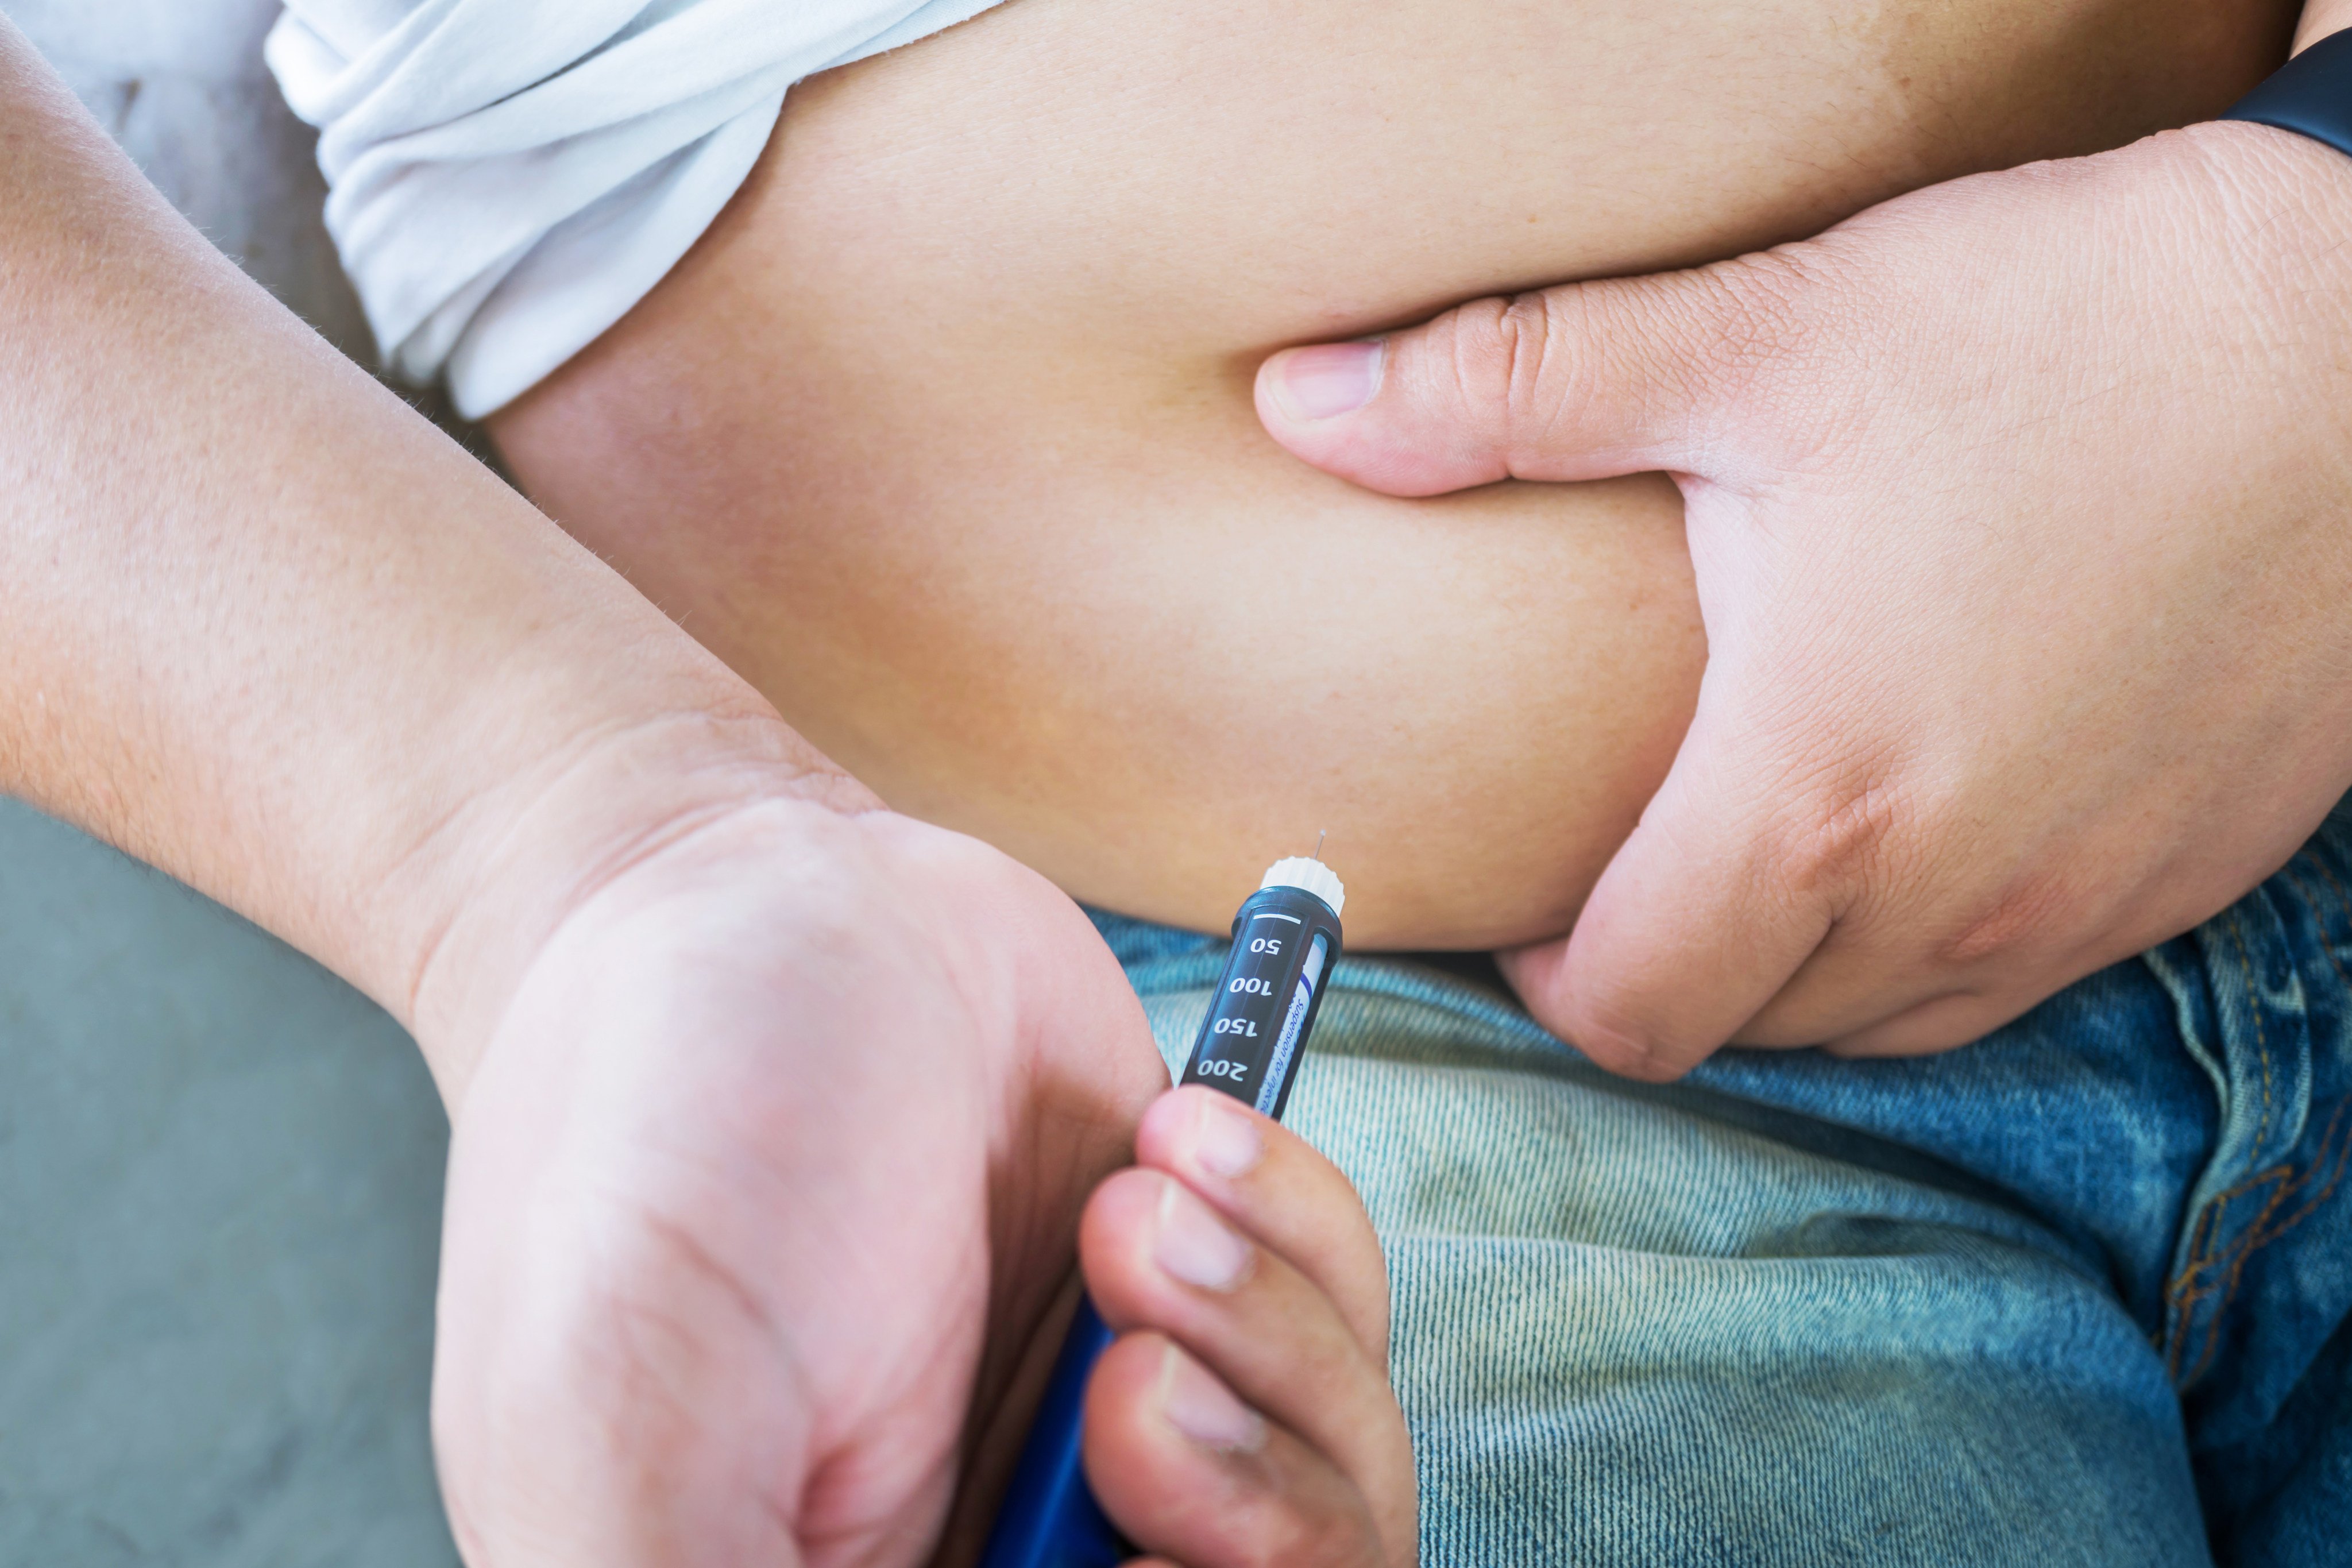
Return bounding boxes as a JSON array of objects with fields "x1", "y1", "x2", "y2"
[{"x1": 978, "y1": 856, "x2": 1346, "y2": 1568}]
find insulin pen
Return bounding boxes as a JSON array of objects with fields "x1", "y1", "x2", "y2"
[{"x1": 979, "y1": 856, "x2": 1347, "y2": 1568}]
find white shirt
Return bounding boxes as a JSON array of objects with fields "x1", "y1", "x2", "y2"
[{"x1": 268, "y1": 0, "x2": 1003, "y2": 418}]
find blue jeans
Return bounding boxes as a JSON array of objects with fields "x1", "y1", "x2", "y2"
[{"x1": 1092, "y1": 799, "x2": 2352, "y2": 1566}]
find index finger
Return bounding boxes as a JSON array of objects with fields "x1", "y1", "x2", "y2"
[{"x1": 1133, "y1": 1087, "x2": 1388, "y2": 1363}]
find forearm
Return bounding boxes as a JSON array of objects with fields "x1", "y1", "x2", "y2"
[{"x1": 0, "y1": 22, "x2": 866, "y2": 1102}]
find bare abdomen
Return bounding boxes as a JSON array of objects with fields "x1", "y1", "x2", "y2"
[{"x1": 491, "y1": 0, "x2": 2291, "y2": 946}]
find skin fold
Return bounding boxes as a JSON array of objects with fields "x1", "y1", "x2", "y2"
[{"x1": 492, "y1": 0, "x2": 2295, "y2": 948}]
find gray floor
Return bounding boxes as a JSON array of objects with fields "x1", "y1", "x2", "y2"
[
  {"x1": 0, "y1": 802, "x2": 459, "y2": 1565},
  {"x1": 3, "y1": 6, "x2": 515, "y2": 1559}
]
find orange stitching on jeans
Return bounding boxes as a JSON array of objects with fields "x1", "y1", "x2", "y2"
[
  {"x1": 2191, "y1": 1153, "x2": 2297, "y2": 1213},
  {"x1": 2171, "y1": 1145, "x2": 2321, "y2": 1305},
  {"x1": 2164, "y1": 1202, "x2": 2226, "y2": 1380},
  {"x1": 2162, "y1": 843, "x2": 2352, "y2": 1385},
  {"x1": 2162, "y1": 1102, "x2": 2352, "y2": 1375},
  {"x1": 2164, "y1": 1100, "x2": 2352, "y2": 1384},
  {"x1": 2162, "y1": 1172, "x2": 2273, "y2": 1381},
  {"x1": 2164, "y1": 913, "x2": 2283, "y2": 1382},
  {"x1": 2184, "y1": 1114, "x2": 2351, "y2": 1384},
  {"x1": 2183, "y1": 1177, "x2": 2299, "y2": 1384},
  {"x1": 2166, "y1": 1172, "x2": 2290, "y2": 1381},
  {"x1": 2243, "y1": 1104, "x2": 2350, "y2": 1253}
]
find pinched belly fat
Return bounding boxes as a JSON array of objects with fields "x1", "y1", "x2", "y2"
[{"x1": 490, "y1": 0, "x2": 2293, "y2": 947}]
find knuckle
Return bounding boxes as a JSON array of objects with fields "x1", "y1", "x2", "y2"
[
  {"x1": 1494, "y1": 288, "x2": 1567, "y2": 416},
  {"x1": 1497, "y1": 286, "x2": 1640, "y2": 458},
  {"x1": 1419, "y1": 244, "x2": 1862, "y2": 474},
  {"x1": 1427, "y1": 291, "x2": 1564, "y2": 445},
  {"x1": 1762, "y1": 758, "x2": 1907, "y2": 909},
  {"x1": 1935, "y1": 866, "x2": 2081, "y2": 970}
]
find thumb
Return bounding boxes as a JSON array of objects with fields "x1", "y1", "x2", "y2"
[{"x1": 1254, "y1": 267, "x2": 1754, "y2": 497}]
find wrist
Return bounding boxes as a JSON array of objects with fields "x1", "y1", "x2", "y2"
[
  {"x1": 389, "y1": 695, "x2": 881, "y2": 1110},
  {"x1": 2169, "y1": 117, "x2": 2352, "y2": 512},
  {"x1": 2300, "y1": 5, "x2": 2352, "y2": 52},
  {"x1": 2171, "y1": 111, "x2": 2352, "y2": 318}
]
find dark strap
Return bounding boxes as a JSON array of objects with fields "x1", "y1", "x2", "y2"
[{"x1": 2224, "y1": 28, "x2": 2352, "y2": 158}]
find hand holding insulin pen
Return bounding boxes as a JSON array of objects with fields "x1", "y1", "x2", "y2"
[{"x1": 979, "y1": 854, "x2": 1348, "y2": 1568}]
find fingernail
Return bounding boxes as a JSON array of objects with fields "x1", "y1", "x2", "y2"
[
  {"x1": 1270, "y1": 341, "x2": 1383, "y2": 421},
  {"x1": 1189, "y1": 1092, "x2": 1263, "y2": 1180},
  {"x1": 1153, "y1": 1180, "x2": 1253, "y2": 1292},
  {"x1": 1158, "y1": 1343, "x2": 1266, "y2": 1453}
]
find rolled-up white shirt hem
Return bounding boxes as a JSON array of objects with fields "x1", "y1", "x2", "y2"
[{"x1": 268, "y1": 0, "x2": 1005, "y2": 420}]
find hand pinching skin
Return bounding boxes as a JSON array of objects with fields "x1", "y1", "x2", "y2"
[{"x1": 1258, "y1": 115, "x2": 2352, "y2": 1077}]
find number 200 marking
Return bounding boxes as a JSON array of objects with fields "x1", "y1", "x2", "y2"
[{"x1": 1196, "y1": 1059, "x2": 1248, "y2": 1081}]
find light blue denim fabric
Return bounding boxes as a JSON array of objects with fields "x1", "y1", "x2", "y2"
[{"x1": 1092, "y1": 797, "x2": 2352, "y2": 1566}]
